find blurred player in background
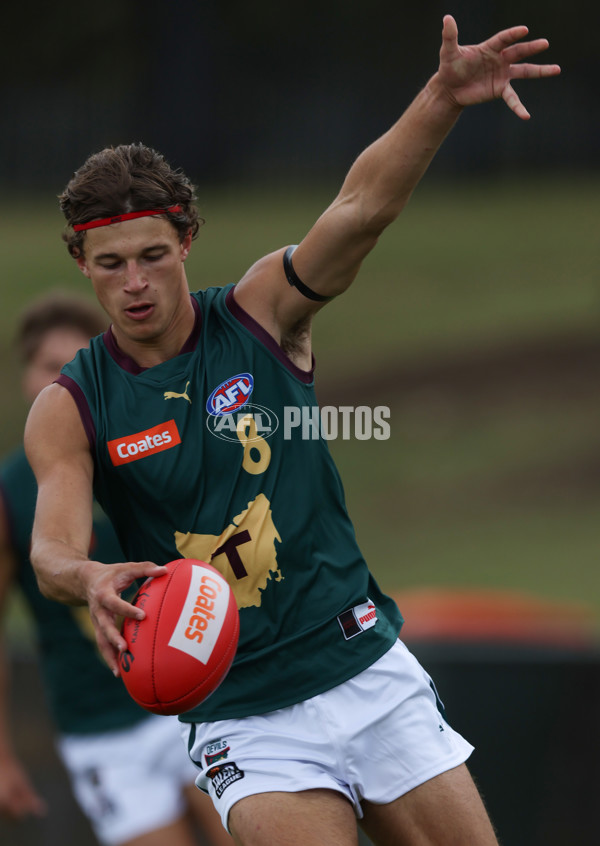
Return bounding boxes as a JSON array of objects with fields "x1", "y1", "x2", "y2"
[
  {"x1": 0, "y1": 292, "x2": 232, "y2": 845},
  {"x1": 25, "y1": 16, "x2": 560, "y2": 846}
]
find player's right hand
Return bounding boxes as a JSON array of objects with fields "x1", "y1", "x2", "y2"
[{"x1": 437, "y1": 14, "x2": 560, "y2": 120}]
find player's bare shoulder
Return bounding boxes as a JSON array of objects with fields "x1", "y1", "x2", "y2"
[
  {"x1": 234, "y1": 247, "x2": 315, "y2": 370},
  {"x1": 234, "y1": 248, "x2": 287, "y2": 314},
  {"x1": 25, "y1": 381, "x2": 90, "y2": 468}
]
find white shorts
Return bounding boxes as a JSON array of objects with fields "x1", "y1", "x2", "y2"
[
  {"x1": 182, "y1": 639, "x2": 474, "y2": 832},
  {"x1": 57, "y1": 713, "x2": 198, "y2": 846}
]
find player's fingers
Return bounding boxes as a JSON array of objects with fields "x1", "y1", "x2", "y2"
[
  {"x1": 111, "y1": 560, "x2": 167, "y2": 593},
  {"x1": 93, "y1": 599, "x2": 130, "y2": 643},
  {"x1": 441, "y1": 14, "x2": 458, "y2": 40},
  {"x1": 502, "y1": 82, "x2": 530, "y2": 120},
  {"x1": 126, "y1": 560, "x2": 167, "y2": 576},
  {"x1": 101, "y1": 591, "x2": 145, "y2": 622},
  {"x1": 502, "y1": 37, "x2": 550, "y2": 63},
  {"x1": 93, "y1": 617, "x2": 124, "y2": 675},
  {"x1": 485, "y1": 25, "x2": 529, "y2": 53},
  {"x1": 89, "y1": 572, "x2": 144, "y2": 617},
  {"x1": 510, "y1": 62, "x2": 561, "y2": 79},
  {"x1": 440, "y1": 14, "x2": 459, "y2": 57}
]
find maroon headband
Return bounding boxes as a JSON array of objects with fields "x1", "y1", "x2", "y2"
[{"x1": 72, "y1": 205, "x2": 183, "y2": 231}]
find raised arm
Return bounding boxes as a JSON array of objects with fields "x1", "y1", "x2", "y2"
[
  {"x1": 234, "y1": 15, "x2": 560, "y2": 344},
  {"x1": 24, "y1": 384, "x2": 167, "y2": 674}
]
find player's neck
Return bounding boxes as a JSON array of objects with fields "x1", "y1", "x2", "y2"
[{"x1": 110, "y1": 295, "x2": 197, "y2": 369}]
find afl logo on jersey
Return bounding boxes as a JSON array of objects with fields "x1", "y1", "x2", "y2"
[{"x1": 206, "y1": 373, "x2": 254, "y2": 416}]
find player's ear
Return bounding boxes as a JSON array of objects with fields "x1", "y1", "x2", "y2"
[
  {"x1": 76, "y1": 255, "x2": 91, "y2": 278},
  {"x1": 180, "y1": 229, "x2": 192, "y2": 261}
]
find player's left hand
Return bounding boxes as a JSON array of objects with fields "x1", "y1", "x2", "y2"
[{"x1": 437, "y1": 14, "x2": 561, "y2": 120}]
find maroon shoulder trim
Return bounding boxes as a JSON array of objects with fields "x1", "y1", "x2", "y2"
[
  {"x1": 103, "y1": 328, "x2": 143, "y2": 374},
  {"x1": 54, "y1": 375, "x2": 97, "y2": 450},
  {"x1": 180, "y1": 296, "x2": 203, "y2": 353},
  {"x1": 225, "y1": 287, "x2": 314, "y2": 384}
]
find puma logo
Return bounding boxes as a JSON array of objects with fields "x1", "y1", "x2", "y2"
[{"x1": 164, "y1": 381, "x2": 192, "y2": 403}]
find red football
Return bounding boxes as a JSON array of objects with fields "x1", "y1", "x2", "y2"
[{"x1": 120, "y1": 558, "x2": 239, "y2": 715}]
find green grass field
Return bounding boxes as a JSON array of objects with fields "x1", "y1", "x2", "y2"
[{"x1": 3, "y1": 174, "x2": 600, "y2": 632}]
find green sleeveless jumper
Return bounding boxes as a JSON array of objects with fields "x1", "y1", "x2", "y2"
[
  {"x1": 59, "y1": 285, "x2": 403, "y2": 722},
  {"x1": 0, "y1": 447, "x2": 147, "y2": 733}
]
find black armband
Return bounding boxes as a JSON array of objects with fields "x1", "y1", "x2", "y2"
[{"x1": 283, "y1": 245, "x2": 333, "y2": 303}]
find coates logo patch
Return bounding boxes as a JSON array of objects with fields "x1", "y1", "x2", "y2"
[
  {"x1": 206, "y1": 373, "x2": 253, "y2": 416},
  {"x1": 107, "y1": 420, "x2": 181, "y2": 467},
  {"x1": 168, "y1": 565, "x2": 229, "y2": 664}
]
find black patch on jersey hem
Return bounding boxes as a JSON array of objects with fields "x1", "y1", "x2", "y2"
[{"x1": 337, "y1": 608, "x2": 362, "y2": 639}]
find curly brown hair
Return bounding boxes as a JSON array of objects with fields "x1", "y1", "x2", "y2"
[{"x1": 59, "y1": 143, "x2": 203, "y2": 258}]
